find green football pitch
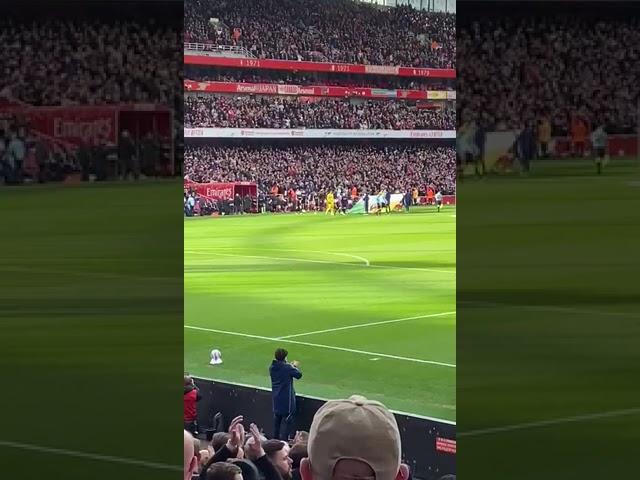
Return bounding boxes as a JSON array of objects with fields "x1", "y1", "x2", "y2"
[
  {"x1": 184, "y1": 206, "x2": 457, "y2": 422},
  {"x1": 457, "y1": 157, "x2": 640, "y2": 479}
]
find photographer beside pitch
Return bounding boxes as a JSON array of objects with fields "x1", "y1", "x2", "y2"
[{"x1": 270, "y1": 348, "x2": 302, "y2": 441}]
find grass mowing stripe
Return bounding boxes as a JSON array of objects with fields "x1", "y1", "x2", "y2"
[
  {"x1": 458, "y1": 159, "x2": 640, "y2": 477},
  {"x1": 185, "y1": 250, "x2": 455, "y2": 274},
  {"x1": 277, "y1": 311, "x2": 456, "y2": 339},
  {"x1": 0, "y1": 440, "x2": 181, "y2": 471},
  {"x1": 185, "y1": 325, "x2": 456, "y2": 367},
  {"x1": 185, "y1": 207, "x2": 456, "y2": 419},
  {"x1": 459, "y1": 407, "x2": 640, "y2": 437}
]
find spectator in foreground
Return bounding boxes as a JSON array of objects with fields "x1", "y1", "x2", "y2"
[
  {"x1": 264, "y1": 439, "x2": 294, "y2": 480},
  {"x1": 184, "y1": 374, "x2": 201, "y2": 435},
  {"x1": 289, "y1": 442, "x2": 308, "y2": 480},
  {"x1": 205, "y1": 461, "x2": 243, "y2": 480},
  {"x1": 229, "y1": 459, "x2": 261, "y2": 480},
  {"x1": 300, "y1": 395, "x2": 410, "y2": 480},
  {"x1": 269, "y1": 348, "x2": 302, "y2": 441},
  {"x1": 184, "y1": 430, "x2": 198, "y2": 480}
]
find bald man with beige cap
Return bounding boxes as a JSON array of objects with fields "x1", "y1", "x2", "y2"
[{"x1": 300, "y1": 395, "x2": 410, "y2": 480}]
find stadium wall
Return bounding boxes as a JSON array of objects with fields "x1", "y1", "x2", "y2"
[{"x1": 193, "y1": 377, "x2": 456, "y2": 480}]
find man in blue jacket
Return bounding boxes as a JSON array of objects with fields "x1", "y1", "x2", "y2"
[{"x1": 270, "y1": 348, "x2": 302, "y2": 440}]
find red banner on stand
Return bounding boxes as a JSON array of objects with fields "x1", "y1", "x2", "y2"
[
  {"x1": 184, "y1": 55, "x2": 455, "y2": 79},
  {"x1": 184, "y1": 79, "x2": 454, "y2": 101},
  {"x1": 184, "y1": 180, "x2": 257, "y2": 201},
  {"x1": 0, "y1": 105, "x2": 172, "y2": 150},
  {"x1": 1, "y1": 106, "x2": 118, "y2": 147}
]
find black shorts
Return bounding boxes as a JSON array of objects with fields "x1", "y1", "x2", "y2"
[
  {"x1": 596, "y1": 147, "x2": 605, "y2": 158},
  {"x1": 436, "y1": 200, "x2": 442, "y2": 206}
]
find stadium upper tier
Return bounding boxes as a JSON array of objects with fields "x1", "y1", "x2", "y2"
[
  {"x1": 0, "y1": 19, "x2": 181, "y2": 108},
  {"x1": 184, "y1": 0, "x2": 455, "y2": 68},
  {"x1": 458, "y1": 16, "x2": 639, "y2": 133},
  {"x1": 184, "y1": 144, "x2": 456, "y2": 195},
  {"x1": 184, "y1": 94, "x2": 455, "y2": 129},
  {"x1": 185, "y1": 67, "x2": 454, "y2": 91}
]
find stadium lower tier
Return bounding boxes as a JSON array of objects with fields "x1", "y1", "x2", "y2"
[
  {"x1": 184, "y1": 94, "x2": 455, "y2": 130},
  {"x1": 184, "y1": 143, "x2": 456, "y2": 198}
]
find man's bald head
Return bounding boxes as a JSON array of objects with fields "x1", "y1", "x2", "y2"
[{"x1": 184, "y1": 430, "x2": 197, "y2": 480}]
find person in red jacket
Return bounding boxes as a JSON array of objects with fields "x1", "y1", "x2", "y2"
[{"x1": 184, "y1": 374, "x2": 201, "y2": 435}]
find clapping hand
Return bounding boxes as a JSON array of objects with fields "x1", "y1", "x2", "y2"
[
  {"x1": 245, "y1": 423, "x2": 265, "y2": 460},
  {"x1": 226, "y1": 415, "x2": 245, "y2": 455}
]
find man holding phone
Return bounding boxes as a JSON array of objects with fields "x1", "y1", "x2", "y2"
[{"x1": 270, "y1": 348, "x2": 302, "y2": 440}]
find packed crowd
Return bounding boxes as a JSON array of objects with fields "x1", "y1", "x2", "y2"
[
  {"x1": 0, "y1": 19, "x2": 181, "y2": 108},
  {"x1": 183, "y1": 395, "x2": 445, "y2": 480},
  {"x1": 185, "y1": 67, "x2": 454, "y2": 92},
  {"x1": 184, "y1": 144, "x2": 456, "y2": 196},
  {"x1": 458, "y1": 16, "x2": 640, "y2": 133},
  {"x1": 184, "y1": 0, "x2": 455, "y2": 68},
  {"x1": 184, "y1": 95, "x2": 455, "y2": 130}
]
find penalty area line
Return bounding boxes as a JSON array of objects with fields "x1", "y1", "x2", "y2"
[
  {"x1": 277, "y1": 311, "x2": 455, "y2": 339},
  {"x1": 184, "y1": 325, "x2": 456, "y2": 368}
]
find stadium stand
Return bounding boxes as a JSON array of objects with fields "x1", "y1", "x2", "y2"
[
  {"x1": 185, "y1": 67, "x2": 454, "y2": 91},
  {"x1": 0, "y1": 19, "x2": 180, "y2": 107},
  {"x1": 185, "y1": 0, "x2": 457, "y2": 476},
  {"x1": 458, "y1": 15, "x2": 639, "y2": 134},
  {"x1": 0, "y1": 5, "x2": 181, "y2": 184},
  {"x1": 185, "y1": 144, "x2": 456, "y2": 194},
  {"x1": 184, "y1": 0, "x2": 456, "y2": 215},
  {"x1": 184, "y1": 95, "x2": 455, "y2": 129},
  {"x1": 184, "y1": 0, "x2": 455, "y2": 68}
]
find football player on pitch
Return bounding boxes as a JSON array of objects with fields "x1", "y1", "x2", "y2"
[
  {"x1": 591, "y1": 124, "x2": 608, "y2": 175},
  {"x1": 325, "y1": 190, "x2": 335, "y2": 215}
]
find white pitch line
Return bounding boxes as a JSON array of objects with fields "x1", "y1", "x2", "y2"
[
  {"x1": 277, "y1": 311, "x2": 455, "y2": 339},
  {"x1": 458, "y1": 407, "x2": 640, "y2": 437},
  {"x1": 184, "y1": 325, "x2": 456, "y2": 368},
  {"x1": 0, "y1": 440, "x2": 181, "y2": 471},
  {"x1": 220, "y1": 248, "x2": 371, "y2": 267},
  {"x1": 185, "y1": 250, "x2": 454, "y2": 275}
]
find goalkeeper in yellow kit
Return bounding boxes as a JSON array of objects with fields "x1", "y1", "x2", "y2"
[{"x1": 325, "y1": 190, "x2": 335, "y2": 215}]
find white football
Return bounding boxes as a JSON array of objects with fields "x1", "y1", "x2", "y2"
[{"x1": 210, "y1": 349, "x2": 223, "y2": 365}]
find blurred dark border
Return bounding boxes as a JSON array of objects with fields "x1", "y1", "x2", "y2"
[
  {"x1": 0, "y1": 2, "x2": 183, "y2": 479},
  {"x1": 457, "y1": 1, "x2": 640, "y2": 478}
]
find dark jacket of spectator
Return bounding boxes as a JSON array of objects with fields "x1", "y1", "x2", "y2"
[{"x1": 269, "y1": 360, "x2": 302, "y2": 415}]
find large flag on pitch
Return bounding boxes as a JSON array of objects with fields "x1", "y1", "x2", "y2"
[{"x1": 348, "y1": 194, "x2": 404, "y2": 214}]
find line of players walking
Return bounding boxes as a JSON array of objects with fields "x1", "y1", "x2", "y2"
[{"x1": 324, "y1": 187, "x2": 444, "y2": 215}]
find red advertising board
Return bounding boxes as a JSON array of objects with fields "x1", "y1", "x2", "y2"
[
  {"x1": 553, "y1": 134, "x2": 638, "y2": 157},
  {"x1": 1, "y1": 106, "x2": 118, "y2": 148},
  {"x1": 0, "y1": 105, "x2": 172, "y2": 150},
  {"x1": 184, "y1": 55, "x2": 455, "y2": 79},
  {"x1": 435, "y1": 437, "x2": 457, "y2": 454},
  {"x1": 185, "y1": 180, "x2": 257, "y2": 201},
  {"x1": 184, "y1": 79, "x2": 452, "y2": 101}
]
